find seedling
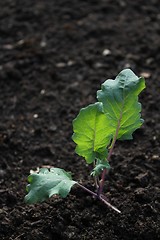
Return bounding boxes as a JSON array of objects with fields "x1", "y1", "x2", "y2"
[{"x1": 25, "y1": 69, "x2": 145, "y2": 213}]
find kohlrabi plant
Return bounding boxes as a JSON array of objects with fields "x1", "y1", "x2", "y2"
[{"x1": 24, "y1": 69, "x2": 145, "y2": 213}]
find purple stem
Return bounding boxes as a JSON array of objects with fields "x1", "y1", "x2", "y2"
[
  {"x1": 100, "y1": 195, "x2": 121, "y2": 214},
  {"x1": 76, "y1": 183, "x2": 97, "y2": 198},
  {"x1": 76, "y1": 183, "x2": 121, "y2": 214},
  {"x1": 98, "y1": 116, "x2": 122, "y2": 196}
]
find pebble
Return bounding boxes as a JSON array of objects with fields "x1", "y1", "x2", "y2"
[
  {"x1": 40, "y1": 89, "x2": 46, "y2": 95},
  {"x1": 3, "y1": 44, "x2": 14, "y2": 50},
  {"x1": 102, "y1": 49, "x2": 111, "y2": 56},
  {"x1": 49, "y1": 125, "x2": 57, "y2": 131},
  {"x1": 56, "y1": 62, "x2": 66, "y2": 68},
  {"x1": 94, "y1": 62, "x2": 103, "y2": 68},
  {"x1": 151, "y1": 155, "x2": 159, "y2": 160},
  {"x1": 40, "y1": 40, "x2": 47, "y2": 48},
  {"x1": 140, "y1": 72, "x2": 151, "y2": 78},
  {"x1": 67, "y1": 60, "x2": 75, "y2": 66},
  {"x1": 124, "y1": 63, "x2": 131, "y2": 68},
  {"x1": 0, "y1": 169, "x2": 6, "y2": 178},
  {"x1": 33, "y1": 114, "x2": 38, "y2": 119}
]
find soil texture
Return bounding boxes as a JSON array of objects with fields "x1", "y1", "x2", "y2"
[{"x1": 0, "y1": 0, "x2": 160, "y2": 239}]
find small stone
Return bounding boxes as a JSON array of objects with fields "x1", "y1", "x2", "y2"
[
  {"x1": 49, "y1": 125, "x2": 57, "y2": 131},
  {"x1": 40, "y1": 89, "x2": 45, "y2": 95},
  {"x1": 146, "y1": 58, "x2": 153, "y2": 65},
  {"x1": 0, "y1": 169, "x2": 6, "y2": 178},
  {"x1": 30, "y1": 167, "x2": 40, "y2": 174},
  {"x1": 40, "y1": 40, "x2": 47, "y2": 48},
  {"x1": 102, "y1": 49, "x2": 111, "y2": 56},
  {"x1": 33, "y1": 114, "x2": 38, "y2": 119},
  {"x1": 124, "y1": 63, "x2": 131, "y2": 68},
  {"x1": 140, "y1": 72, "x2": 151, "y2": 78},
  {"x1": 17, "y1": 39, "x2": 25, "y2": 45},
  {"x1": 120, "y1": 0, "x2": 126, "y2": 7},
  {"x1": 3, "y1": 44, "x2": 14, "y2": 50},
  {"x1": 56, "y1": 62, "x2": 66, "y2": 68},
  {"x1": 94, "y1": 62, "x2": 103, "y2": 68},
  {"x1": 153, "y1": 136, "x2": 156, "y2": 140},
  {"x1": 67, "y1": 60, "x2": 75, "y2": 66},
  {"x1": 151, "y1": 155, "x2": 159, "y2": 160}
]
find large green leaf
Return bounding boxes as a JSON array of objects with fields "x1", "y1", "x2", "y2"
[
  {"x1": 97, "y1": 69, "x2": 145, "y2": 140},
  {"x1": 25, "y1": 168, "x2": 76, "y2": 204},
  {"x1": 72, "y1": 102, "x2": 112, "y2": 164}
]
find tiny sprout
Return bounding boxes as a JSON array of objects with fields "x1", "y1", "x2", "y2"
[{"x1": 25, "y1": 69, "x2": 145, "y2": 213}]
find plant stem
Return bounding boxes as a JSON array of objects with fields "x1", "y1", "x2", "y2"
[
  {"x1": 76, "y1": 182, "x2": 97, "y2": 198},
  {"x1": 76, "y1": 183, "x2": 121, "y2": 213},
  {"x1": 98, "y1": 117, "x2": 122, "y2": 196},
  {"x1": 94, "y1": 160, "x2": 99, "y2": 189},
  {"x1": 94, "y1": 176, "x2": 99, "y2": 189},
  {"x1": 76, "y1": 113, "x2": 123, "y2": 214},
  {"x1": 100, "y1": 195, "x2": 121, "y2": 214}
]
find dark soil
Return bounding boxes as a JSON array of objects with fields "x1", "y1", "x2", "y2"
[{"x1": 0, "y1": 0, "x2": 160, "y2": 239}]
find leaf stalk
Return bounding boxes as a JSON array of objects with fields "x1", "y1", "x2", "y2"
[
  {"x1": 98, "y1": 117, "x2": 122, "y2": 196},
  {"x1": 76, "y1": 182, "x2": 121, "y2": 214}
]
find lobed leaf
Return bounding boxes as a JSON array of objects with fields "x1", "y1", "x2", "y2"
[
  {"x1": 97, "y1": 69, "x2": 145, "y2": 140},
  {"x1": 91, "y1": 160, "x2": 110, "y2": 176},
  {"x1": 72, "y1": 69, "x2": 145, "y2": 164},
  {"x1": 25, "y1": 168, "x2": 76, "y2": 204},
  {"x1": 72, "y1": 102, "x2": 112, "y2": 164}
]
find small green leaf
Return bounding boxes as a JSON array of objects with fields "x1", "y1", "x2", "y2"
[
  {"x1": 91, "y1": 160, "x2": 110, "y2": 176},
  {"x1": 25, "y1": 168, "x2": 76, "y2": 204},
  {"x1": 97, "y1": 69, "x2": 145, "y2": 140},
  {"x1": 72, "y1": 102, "x2": 112, "y2": 164}
]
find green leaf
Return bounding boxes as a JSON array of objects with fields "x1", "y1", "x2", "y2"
[
  {"x1": 24, "y1": 168, "x2": 76, "y2": 204},
  {"x1": 91, "y1": 160, "x2": 110, "y2": 176},
  {"x1": 97, "y1": 69, "x2": 145, "y2": 140},
  {"x1": 72, "y1": 102, "x2": 112, "y2": 164}
]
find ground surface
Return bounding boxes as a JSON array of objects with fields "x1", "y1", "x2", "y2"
[{"x1": 0, "y1": 0, "x2": 160, "y2": 239}]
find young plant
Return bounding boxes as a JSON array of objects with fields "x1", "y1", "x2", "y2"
[{"x1": 25, "y1": 69, "x2": 145, "y2": 213}]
